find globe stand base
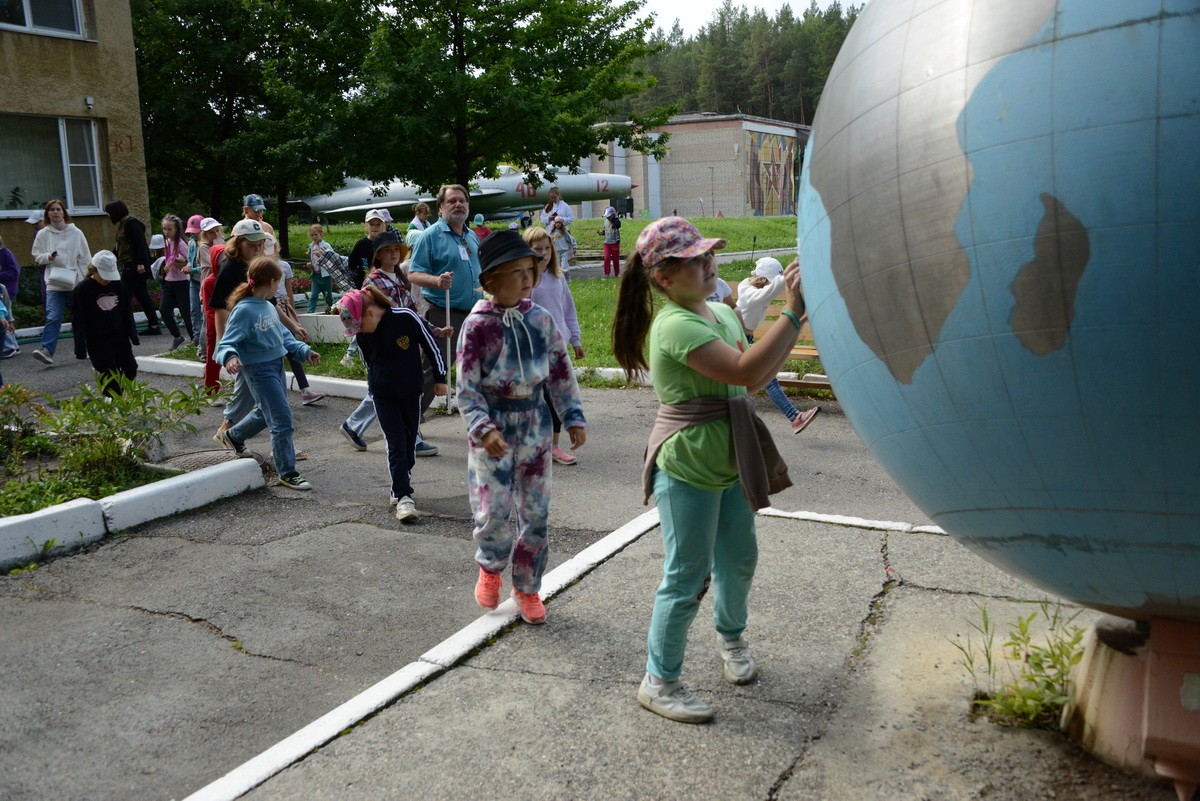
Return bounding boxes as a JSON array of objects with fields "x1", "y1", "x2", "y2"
[{"x1": 1063, "y1": 617, "x2": 1200, "y2": 801}]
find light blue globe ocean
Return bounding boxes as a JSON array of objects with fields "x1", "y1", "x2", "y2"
[{"x1": 798, "y1": 0, "x2": 1199, "y2": 621}]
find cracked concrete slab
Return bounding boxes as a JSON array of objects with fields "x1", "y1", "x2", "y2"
[
  {"x1": 246, "y1": 518, "x2": 884, "y2": 801},
  {"x1": 775, "y1": 590, "x2": 1175, "y2": 801}
]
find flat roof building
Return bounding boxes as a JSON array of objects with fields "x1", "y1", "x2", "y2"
[{"x1": 583, "y1": 112, "x2": 811, "y2": 220}]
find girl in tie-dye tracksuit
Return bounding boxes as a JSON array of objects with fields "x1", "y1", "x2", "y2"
[{"x1": 457, "y1": 230, "x2": 586, "y2": 625}]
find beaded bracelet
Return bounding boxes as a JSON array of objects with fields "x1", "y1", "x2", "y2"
[{"x1": 781, "y1": 309, "x2": 802, "y2": 331}]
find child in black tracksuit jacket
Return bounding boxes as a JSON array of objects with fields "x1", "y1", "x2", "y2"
[
  {"x1": 73, "y1": 250, "x2": 140, "y2": 395},
  {"x1": 338, "y1": 285, "x2": 447, "y2": 521}
]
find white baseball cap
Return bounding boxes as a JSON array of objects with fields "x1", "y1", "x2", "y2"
[
  {"x1": 200, "y1": 217, "x2": 223, "y2": 232},
  {"x1": 149, "y1": 234, "x2": 166, "y2": 249},
  {"x1": 365, "y1": 209, "x2": 385, "y2": 223},
  {"x1": 230, "y1": 219, "x2": 268, "y2": 241},
  {"x1": 752, "y1": 257, "x2": 784, "y2": 280},
  {"x1": 91, "y1": 250, "x2": 121, "y2": 281}
]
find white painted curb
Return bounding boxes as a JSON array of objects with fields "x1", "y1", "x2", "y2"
[
  {"x1": 0, "y1": 497, "x2": 106, "y2": 569},
  {"x1": 0, "y1": 459, "x2": 266, "y2": 571},
  {"x1": 181, "y1": 508, "x2": 662, "y2": 801},
  {"x1": 101, "y1": 459, "x2": 265, "y2": 533},
  {"x1": 137, "y1": 355, "x2": 209, "y2": 379},
  {"x1": 757, "y1": 507, "x2": 945, "y2": 535}
]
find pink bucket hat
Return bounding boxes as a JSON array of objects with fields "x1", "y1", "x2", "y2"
[
  {"x1": 336, "y1": 289, "x2": 367, "y2": 337},
  {"x1": 635, "y1": 217, "x2": 726, "y2": 270},
  {"x1": 185, "y1": 214, "x2": 204, "y2": 235}
]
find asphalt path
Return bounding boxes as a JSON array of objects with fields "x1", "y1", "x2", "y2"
[
  {"x1": 0, "y1": 333, "x2": 912, "y2": 800},
  {"x1": 1, "y1": 335, "x2": 1175, "y2": 801}
]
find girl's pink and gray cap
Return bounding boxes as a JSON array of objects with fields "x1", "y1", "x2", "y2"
[
  {"x1": 635, "y1": 216, "x2": 726, "y2": 269},
  {"x1": 336, "y1": 289, "x2": 367, "y2": 337}
]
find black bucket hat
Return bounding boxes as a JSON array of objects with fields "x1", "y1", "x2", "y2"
[
  {"x1": 478, "y1": 229, "x2": 538, "y2": 276},
  {"x1": 371, "y1": 230, "x2": 407, "y2": 264}
]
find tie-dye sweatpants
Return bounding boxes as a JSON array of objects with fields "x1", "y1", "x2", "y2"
[{"x1": 468, "y1": 393, "x2": 553, "y2": 594}]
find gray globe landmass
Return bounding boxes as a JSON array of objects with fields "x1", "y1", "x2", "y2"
[{"x1": 798, "y1": 0, "x2": 1200, "y2": 622}]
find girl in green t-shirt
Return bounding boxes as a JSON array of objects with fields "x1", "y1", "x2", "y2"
[{"x1": 613, "y1": 217, "x2": 805, "y2": 725}]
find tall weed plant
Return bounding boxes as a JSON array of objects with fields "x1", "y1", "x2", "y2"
[{"x1": 950, "y1": 599, "x2": 1086, "y2": 728}]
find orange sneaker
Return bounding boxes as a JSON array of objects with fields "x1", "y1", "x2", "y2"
[
  {"x1": 513, "y1": 590, "x2": 547, "y2": 624},
  {"x1": 475, "y1": 568, "x2": 502, "y2": 610}
]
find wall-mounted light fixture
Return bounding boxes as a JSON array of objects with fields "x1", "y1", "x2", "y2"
[{"x1": 85, "y1": 96, "x2": 94, "y2": 111}]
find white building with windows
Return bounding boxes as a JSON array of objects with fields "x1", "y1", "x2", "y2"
[{"x1": 0, "y1": 0, "x2": 149, "y2": 261}]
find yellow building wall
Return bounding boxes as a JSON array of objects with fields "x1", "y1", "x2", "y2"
[{"x1": 0, "y1": 0, "x2": 149, "y2": 264}]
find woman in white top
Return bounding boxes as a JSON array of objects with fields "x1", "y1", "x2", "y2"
[
  {"x1": 538, "y1": 186, "x2": 574, "y2": 227},
  {"x1": 30, "y1": 198, "x2": 91, "y2": 365}
]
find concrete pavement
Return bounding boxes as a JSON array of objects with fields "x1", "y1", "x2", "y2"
[{"x1": 0, "y1": 336, "x2": 1178, "y2": 801}]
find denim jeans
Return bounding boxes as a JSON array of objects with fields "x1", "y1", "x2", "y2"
[
  {"x1": 223, "y1": 370, "x2": 256, "y2": 426},
  {"x1": 345, "y1": 392, "x2": 377, "y2": 437},
  {"x1": 189, "y1": 279, "x2": 204, "y2": 343},
  {"x1": 228, "y1": 359, "x2": 297, "y2": 477},
  {"x1": 646, "y1": 468, "x2": 757, "y2": 680},
  {"x1": 746, "y1": 334, "x2": 799, "y2": 421},
  {"x1": 41, "y1": 288, "x2": 72, "y2": 355}
]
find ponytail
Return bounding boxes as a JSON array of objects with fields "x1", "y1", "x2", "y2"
[{"x1": 612, "y1": 253, "x2": 656, "y2": 381}]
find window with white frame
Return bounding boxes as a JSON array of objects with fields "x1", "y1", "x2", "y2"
[
  {"x1": 0, "y1": 114, "x2": 101, "y2": 216},
  {"x1": 0, "y1": 0, "x2": 83, "y2": 36}
]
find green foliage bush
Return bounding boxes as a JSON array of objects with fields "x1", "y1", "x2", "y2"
[{"x1": 0, "y1": 375, "x2": 211, "y2": 518}]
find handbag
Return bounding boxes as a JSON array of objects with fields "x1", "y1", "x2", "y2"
[{"x1": 46, "y1": 264, "x2": 78, "y2": 291}]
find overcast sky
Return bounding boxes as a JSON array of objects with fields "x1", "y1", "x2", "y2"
[{"x1": 638, "y1": 0, "x2": 841, "y2": 38}]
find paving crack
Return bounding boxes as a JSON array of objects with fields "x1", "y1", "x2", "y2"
[
  {"x1": 845, "y1": 532, "x2": 899, "y2": 668},
  {"x1": 891, "y1": 581, "x2": 1086, "y2": 608},
  {"x1": 127, "y1": 606, "x2": 328, "y2": 673}
]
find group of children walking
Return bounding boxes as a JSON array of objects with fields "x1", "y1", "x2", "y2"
[{"x1": 24, "y1": 195, "x2": 808, "y2": 728}]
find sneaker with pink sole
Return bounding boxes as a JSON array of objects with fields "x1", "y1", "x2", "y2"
[
  {"x1": 791, "y1": 406, "x2": 819, "y2": 434},
  {"x1": 551, "y1": 445, "x2": 578, "y2": 465}
]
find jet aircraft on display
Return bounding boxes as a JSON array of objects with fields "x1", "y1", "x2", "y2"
[{"x1": 293, "y1": 165, "x2": 634, "y2": 221}]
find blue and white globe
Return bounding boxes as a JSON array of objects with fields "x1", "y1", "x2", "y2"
[{"x1": 798, "y1": 0, "x2": 1200, "y2": 622}]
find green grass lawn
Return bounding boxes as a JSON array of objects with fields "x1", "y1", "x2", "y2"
[{"x1": 285, "y1": 215, "x2": 797, "y2": 260}]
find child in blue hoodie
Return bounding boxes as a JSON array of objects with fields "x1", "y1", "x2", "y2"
[{"x1": 213, "y1": 256, "x2": 319, "y2": 490}]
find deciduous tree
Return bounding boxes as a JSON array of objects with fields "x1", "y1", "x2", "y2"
[{"x1": 347, "y1": 0, "x2": 671, "y2": 192}]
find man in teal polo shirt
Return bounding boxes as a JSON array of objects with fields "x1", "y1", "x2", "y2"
[{"x1": 408, "y1": 183, "x2": 482, "y2": 431}]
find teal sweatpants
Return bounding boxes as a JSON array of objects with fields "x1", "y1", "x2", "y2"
[{"x1": 646, "y1": 468, "x2": 757, "y2": 680}]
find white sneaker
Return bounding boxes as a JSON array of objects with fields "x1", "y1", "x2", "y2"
[
  {"x1": 395, "y1": 496, "x2": 417, "y2": 522},
  {"x1": 637, "y1": 674, "x2": 713, "y2": 724},
  {"x1": 32, "y1": 348, "x2": 54, "y2": 365},
  {"x1": 340, "y1": 354, "x2": 355, "y2": 367},
  {"x1": 719, "y1": 636, "x2": 758, "y2": 685}
]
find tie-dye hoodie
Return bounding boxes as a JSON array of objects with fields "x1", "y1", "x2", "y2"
[{"x1": 456, "y1": 297, "x2": 585, "y2": 442}]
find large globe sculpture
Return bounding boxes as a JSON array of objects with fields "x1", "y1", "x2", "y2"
[{"x1": 798, "y1": 0, "x2": 1199, "y2": 623}]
